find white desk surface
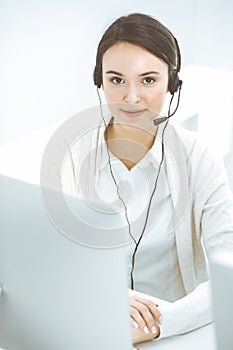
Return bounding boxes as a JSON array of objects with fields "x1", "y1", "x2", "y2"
[
  {"x1": 137, "y1": 323, "x2": 217, "y2": 350},
  {"x1": 0, "y1": 324, "x2": 217, "y2": 350}
]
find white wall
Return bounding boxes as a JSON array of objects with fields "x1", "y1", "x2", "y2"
[
  {"x1": 1, "y1": 0, "x2": 233, "y2": 162},
  {"x1": 194, "y1": 0, "x2": 233, "y2": 70}
]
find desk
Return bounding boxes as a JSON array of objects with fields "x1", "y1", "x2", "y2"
[
  {"x1": 137, "y1": 323, "x2": 217, "y2": 350},
  {"x1": 0, "y1": 324, "x2": 217, "y2": 350}
]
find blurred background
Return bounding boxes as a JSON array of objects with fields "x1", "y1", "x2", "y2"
[{"x1": 1, "y1": 0, "x2": 233, "y2": 188}]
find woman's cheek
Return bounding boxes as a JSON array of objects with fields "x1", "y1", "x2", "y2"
[{"x1": 146, "y1": 91, "x2": 164, "y2": 109}]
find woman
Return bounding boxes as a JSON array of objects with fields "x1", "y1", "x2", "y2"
[{"x1": 61, "y1": 13, "x2": 233, "y2": 344}]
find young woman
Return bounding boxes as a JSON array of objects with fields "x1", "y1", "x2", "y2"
[{"x1": 60, "y1": 13, "x2": 233, "y2": 344}]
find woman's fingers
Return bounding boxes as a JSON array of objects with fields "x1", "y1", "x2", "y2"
[
  {"x1": 130, "y1": 306, "x2": 156, "y2": 335},
  {"x1": 130, "y1": 317, "x2": 160, "y2": 343},
  {"x1": 129, "y1": 295, "x2": 162, "y2": 335},
  {"x1": 130, "y1": 295, "x2": 162, "y2": 322}
]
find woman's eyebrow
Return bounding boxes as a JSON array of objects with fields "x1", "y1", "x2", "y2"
[
  {"x1": 105, "y1": 70, "x2": 123, "y2": 76},
  {"x1": 105, "y1": 70, "x2": 160, "y2": 76},
  {"x1": 139, "y1": 71, "x2": 160, "y2": 76}
]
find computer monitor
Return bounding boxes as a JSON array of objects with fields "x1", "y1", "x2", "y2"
[
  {"x1": 0, "y1": 175, "x2": 133, "y2": 350},
  {"x1": 209, "y1": 249, "x2": 233, "y2": 350}
]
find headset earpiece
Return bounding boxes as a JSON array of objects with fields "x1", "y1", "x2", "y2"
[
  {"x1": 94, "y1": 66, "x2": 101, "y2": 88},
  {"x1": 168, "y1": 34, "x2": 182, "y2": 95},
  {"x1": 168, "y1": 70, "x2": 182, "y2": 95}
]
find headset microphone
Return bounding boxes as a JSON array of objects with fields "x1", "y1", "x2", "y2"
[{"x1": 153, "y1": 116, "x2": 168, "y2": 126}]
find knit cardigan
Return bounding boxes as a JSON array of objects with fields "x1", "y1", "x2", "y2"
[{"x1": 60, "y1": 121, "x2": 233, "y2": 338}]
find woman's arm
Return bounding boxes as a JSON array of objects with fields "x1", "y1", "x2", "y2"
[
  {"x1": 129, "y1": 281, "x2": 212, "y2": 342},
  {"x1": 130, "y1": 141, "x2": 233, "y2": 342}
]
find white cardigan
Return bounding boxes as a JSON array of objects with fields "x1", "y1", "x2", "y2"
[{"x1": 60, "y1": 121, "x2": 233, "y2": 338}]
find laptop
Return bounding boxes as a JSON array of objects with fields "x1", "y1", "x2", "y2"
[
  {"x1": 209, "y1": 249, "x2": 233, "y2": 350},
  {"x1": 0, "y1": 175, "x2": 134, "y2": 350}
]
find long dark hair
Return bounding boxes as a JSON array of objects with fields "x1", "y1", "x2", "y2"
[{"x1": 93, "y1": 13, "x2": 181, "y2": 94}]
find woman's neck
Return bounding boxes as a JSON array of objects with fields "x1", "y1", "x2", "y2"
[{"x1": 105, "y1": 122, "x2": 158, "y2": 170}]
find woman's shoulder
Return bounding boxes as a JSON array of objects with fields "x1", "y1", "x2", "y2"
[
  {"x1": 167, "y1": 122, "x2": 214, "y2": 155},
  {"x1": 168, "y1": 123, "x2": 198, "y2": 144},
  {"x1": 167, "y1": 123, "x2": 226, "y2": 178}
]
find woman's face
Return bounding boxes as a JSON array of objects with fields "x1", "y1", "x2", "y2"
[{"x1": 102, "y1": 42, "x2": 169, "y2": 131}]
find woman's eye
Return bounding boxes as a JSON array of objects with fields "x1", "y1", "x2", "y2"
[
  {"x1": 111, "y1": 77, "x2": 124, "y2": 85},
  {"x1": 142, "y1": 77, "x2": 155, "y2": 85}
]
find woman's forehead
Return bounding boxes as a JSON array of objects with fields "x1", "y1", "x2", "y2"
[{"x1": 102, "y1": 42, "x2": 168, "y2": 74}]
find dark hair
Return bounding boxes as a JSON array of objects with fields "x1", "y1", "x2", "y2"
[{"x1": 93, "y1": 13, "x2": 182, "y2": 94}]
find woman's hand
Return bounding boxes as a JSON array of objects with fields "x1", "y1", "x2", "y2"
[
  {"x1": 131, "y1": 321, "x2": 160, "y2": 344},
  {"x1": 129, "y1": 295, "x2": 162, "y2": 344}
]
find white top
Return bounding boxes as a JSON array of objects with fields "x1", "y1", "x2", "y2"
[
  {"x1": 1, "y1": 119, "x2": 233, "y2": 340},
  {"x1": 95, "y1": 129, "x2": 185, "y2": 301},
  {"x1": 58, "y1": 119, "x2": 233, "y2": 339}
]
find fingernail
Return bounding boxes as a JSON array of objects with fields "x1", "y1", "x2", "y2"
[
  {"x1": 152, "y1": 326, "x2": 156, "y2": 334},
  {"x1": 159, "y1": 315, "x2": 164, "y2": 323},
  {"x1": 133, "y1": 321, "x2": 139, "y2": 328},
  {"x1": 144, "y1": 326, "x2": 149, "y2": 334}
]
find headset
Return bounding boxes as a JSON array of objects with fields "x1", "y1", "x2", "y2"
[
  {"x1": 168, "y1": 36, "x2": 182, "y2": 96},
  {"x1": 94, "y1": 34, "x2": 183, "y2": 290}
]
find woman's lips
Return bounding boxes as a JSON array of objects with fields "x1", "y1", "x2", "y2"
[{"x1": 120, "y1": 108, "x2": 147, "y2": 118}]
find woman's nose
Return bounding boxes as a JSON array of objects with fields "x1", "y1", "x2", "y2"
[{"x1": 123, "y1": 84, "x2": 141, "y2": 104}]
